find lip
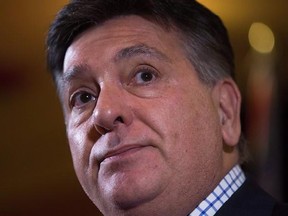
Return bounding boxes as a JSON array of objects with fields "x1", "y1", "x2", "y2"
[{"x1": 101, "y1": 145, "x2": 147, "y2": 163}]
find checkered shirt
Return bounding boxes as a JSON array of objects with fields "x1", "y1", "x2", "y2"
[{"x1": 189, "y1": 165, "x2": 246, "y2": 216}]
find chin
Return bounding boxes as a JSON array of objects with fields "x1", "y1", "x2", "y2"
[{"x1": 93, "y1": 167, "x2": 169, "y2": 215}]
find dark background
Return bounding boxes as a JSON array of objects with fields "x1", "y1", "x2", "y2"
[{"x1": 1, "y1": 0, "x2": 287, "y2": 215}]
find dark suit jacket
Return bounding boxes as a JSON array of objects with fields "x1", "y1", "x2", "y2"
[{"x1": 215, "y1": 179, "x2": 288, "y2": 216}]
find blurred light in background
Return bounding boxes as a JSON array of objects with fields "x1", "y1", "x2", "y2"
[{"x1": 249, "y1": 22, "x2": 275, "y2": 54}]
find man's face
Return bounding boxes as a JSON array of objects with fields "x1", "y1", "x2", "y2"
[{"x1": 61, "y1": 16, "x2": 227, "y2": 215}]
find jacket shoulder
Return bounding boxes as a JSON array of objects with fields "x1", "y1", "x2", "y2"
[{"x1": 272, "y1": 202, "x2": 288, "y2": 216}]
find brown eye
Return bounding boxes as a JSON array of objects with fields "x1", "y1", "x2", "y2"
[
  {"x1": 71, "y1": 91, "x2": 96, "y2": 108},
  {"x1": 134, "y1": 68, "x2": 156, "y2": 84}
]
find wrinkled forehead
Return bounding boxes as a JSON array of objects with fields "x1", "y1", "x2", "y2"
[{"x1": 63, "y1": 15, "x2": 184, "y2": 68}]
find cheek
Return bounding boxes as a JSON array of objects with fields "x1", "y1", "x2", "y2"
[
  {"x1": 157, "y1": 89, "x2": 222, "y2": 163},
  {"x1": 66, "y1": 112, "x2": 98, "y2": 161},
  {"x1": 172, "y1": 99, "x2": 223, "y2": 187},
  {"x1": 66, "y1": 123, "x2": 96, "y2": 178},
  {"x1": 182, "y1": 103, "x2": 222, "y2": 171},
  {"x1": 68, "y1": 129, "x2": 85, "y2": 158}
]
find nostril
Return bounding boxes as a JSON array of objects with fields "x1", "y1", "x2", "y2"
[{"x1": 115, "y1": 116, "x2": 124, "y2": 124}]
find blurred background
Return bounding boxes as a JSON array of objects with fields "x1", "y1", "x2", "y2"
[{"x1": 0, "y1": 0, "x2": 287, "y2": 215}]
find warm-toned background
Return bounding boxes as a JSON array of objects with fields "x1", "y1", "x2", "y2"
[{"x1": 1, "y1": 1, "x2": 287, "y2": 215}]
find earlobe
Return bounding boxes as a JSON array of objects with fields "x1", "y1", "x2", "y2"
[{"x1": 214, "y1": 79, "x2": 242, "y2": 147}]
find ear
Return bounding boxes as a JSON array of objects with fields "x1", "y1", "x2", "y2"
[{"x1": 212, "y1": 79, "x2": 241, "y2": 147}]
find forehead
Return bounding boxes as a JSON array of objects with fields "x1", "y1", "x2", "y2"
[{"x1": 64, "y1": 15, "x2": 184, "y2": 68}]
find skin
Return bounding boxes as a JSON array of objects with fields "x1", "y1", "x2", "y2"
[{"x1": 59, "y1": 15, "x2": 241, "y2": 216}]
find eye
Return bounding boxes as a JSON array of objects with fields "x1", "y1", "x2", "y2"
[
  {"x1": 70, "y1": 91, "x2": 96, "y2": 109},
  {"x1": 134, "y1": 68, "x2": 157, "y2": 85}
]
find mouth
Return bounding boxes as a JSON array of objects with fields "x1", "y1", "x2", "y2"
[{"x1": 101, "y1": 145, "x2": 148, "y2": 163}]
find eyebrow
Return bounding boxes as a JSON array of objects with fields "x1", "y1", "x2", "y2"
[
  {"x1": 62, "y1": 64, "x2": 91, "y2": 84},
  {"x1": 114, "y1": 44, "x2": 171, "y2": 63}
]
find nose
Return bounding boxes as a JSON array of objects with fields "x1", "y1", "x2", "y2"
[{"x1": 93, "y1": 85, "x2": 133, "y2": 135}]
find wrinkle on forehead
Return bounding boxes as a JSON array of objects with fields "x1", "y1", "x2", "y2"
[{"x1": 113, "y1": 43, "x2": 171, "y2": 63}]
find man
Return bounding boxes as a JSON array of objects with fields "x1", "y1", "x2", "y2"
[{"x1": 46, "y1": 0, "x2": 288, "y2": 215}]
